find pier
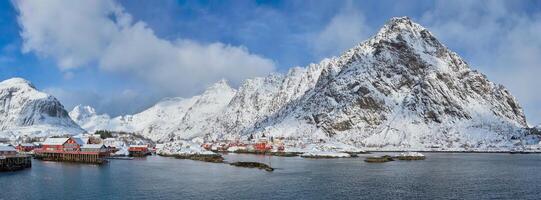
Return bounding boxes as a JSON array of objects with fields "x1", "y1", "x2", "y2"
[
  {"x1": 0, "y1": 155, "x2": 32, "y2": 171},
  {"x1": 34, "y1": 150, "x2": 106, "y2": 164}
]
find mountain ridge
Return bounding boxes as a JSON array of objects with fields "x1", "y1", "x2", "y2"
[{"x1": 71, "y1": 17, "x2": 537, "y2": 150}]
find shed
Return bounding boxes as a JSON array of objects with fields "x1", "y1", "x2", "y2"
[{"x1": 0, "y1": 144, "x2": 17, "y2": 156}]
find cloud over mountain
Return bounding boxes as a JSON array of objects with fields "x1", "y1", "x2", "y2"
[{"x1": 13, "y1": 0, "x2": 276, "y2": 96}]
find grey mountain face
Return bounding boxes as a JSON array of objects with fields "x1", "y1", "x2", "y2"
[
  {"x1": 210, "y1": 17, "x2": 532, "y2": 150},
  {"x1": 0, "y1": 78, "x2": 84, "y2": 139}
]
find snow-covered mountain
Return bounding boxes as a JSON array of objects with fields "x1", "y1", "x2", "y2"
[
  {"x1": 0, "y1": 78, "x2": 84, "y2": 140},
  {"x1": 73, "y1": 17, "x2": 538, "y2": 150},
  {"x1": 71, "y1": 80, "x2": 236, "y2": 142},
  {"x1": 242, "y1": 17, "x2": 532, "y2": 150},
  {"x1": 69, "y1": 105, "x2": 111, "y2": 133}
]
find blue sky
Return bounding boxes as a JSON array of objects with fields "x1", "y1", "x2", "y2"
[{"x1": 1, "y1": 0, "x2": 540, "y2": 124}]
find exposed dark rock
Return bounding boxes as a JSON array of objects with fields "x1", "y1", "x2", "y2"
[{"x1": 230, "y1": 162, "x2": 274, "y2": 172}]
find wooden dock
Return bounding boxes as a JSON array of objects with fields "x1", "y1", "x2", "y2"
[
  {"x1": 34, "y1": 150, "x2": 106, "y2": 164},
  {"x1": 0, "y1": 155, "x2": 32, "y2": 171}
]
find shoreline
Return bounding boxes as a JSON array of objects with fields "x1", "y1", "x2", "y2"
[{"x1": 365, "y1": 150, "x2": 541, "y2": 154}]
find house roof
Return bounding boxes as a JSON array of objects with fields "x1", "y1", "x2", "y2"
[
  {"x1": 19, "y1": 143, "x2": 35, "y2": 147},
  {"x1": 73, "y1": 137, "x2": 90, "y2": 145},
  {"x1": 0, "y1": 145, "x2": 16, "y2": 152},
  {"x1": 42, "y1": 138, "x2": 70, "y2": 146},
  {"x1": 129, "y1": 145, "x2": 148, "y2": 148},
  {"x1": 81, "y1": 144, "x2": 105, "y2": 149}
]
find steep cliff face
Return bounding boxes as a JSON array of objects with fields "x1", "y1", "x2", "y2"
[
  {"x1": 0, "y1": 78, "x2": 84, "y2": 139},
  {"x1": 248, "y1": 17, "x2": 530, "y2": 150}
]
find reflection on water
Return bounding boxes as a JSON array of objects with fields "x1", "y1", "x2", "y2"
[{"x1": 1, "y1": 153, "x2": 541, "y2": 200}]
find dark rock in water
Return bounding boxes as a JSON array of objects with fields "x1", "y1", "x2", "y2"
[
  {"x1": 230, "y1": 162, "x2": 274, "y2": 172},
  {"x1": 364, "y1": 155, "x2": 394, "y2": 163},
  {"x1": 270, "y1": 152, "x2": 301, "y2": 157},
  {"x1": 396, "y1": 155, "x2": 426, "y2": 160},
  {"x1": 162, "y1": 154, "x2": 224, "y2": 163}
]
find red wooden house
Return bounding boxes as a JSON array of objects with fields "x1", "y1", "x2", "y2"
[
  {"x1": 16, "y1": 143, "x2": 37, "y2": 152},
  {"x1": 128, "y1": 145, "x2": 151, "y2": 157},
  {"x1": 34, "y1": 137, "x2": 107, "y2": 164},
  {"x1": 41, "y1": 138, "x2": 71, "y2": 151},
  {"x1": 254, "y1": 137, "x2": 272, "y2": 152}
]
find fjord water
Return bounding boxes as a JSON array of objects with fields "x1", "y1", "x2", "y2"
[{"x1": 1, "y1": 153, "x2": 541, "y2": 200}]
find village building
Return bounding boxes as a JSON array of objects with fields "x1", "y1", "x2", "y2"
[
  {"x1": 42, "y1": 138, "x2": 71, "y2": 151},
  {"x1": 0, "y1": 144, "x2": 17, "y2": 156},
  {"x1": 80, "y1": 144, "x2": 108, "y2": 155},
  {"x1": 254, "y1": 137, "x2": 272, "y2": 152},
  {"x1": 16, "y1": 143, "x2": 37, "y2": 152},
  {"x1": 103, "y1": 138, "x2": 117, "y2": 147},
  {"x1": 73, "y1": 137, "x2": 90, "y2": 146},
  {"x1": 34, "y1": 137, "x2": 108, "y2": 164},
  {"x1": 128, "y1": 145, "x2": 151, "y2": 157},
  {"x1": 0, "y1": 144, "x2": 31, "y2": 171}
]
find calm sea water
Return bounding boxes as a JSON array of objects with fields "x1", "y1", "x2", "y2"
[{"x1": 1, "y1": 153, "x2": 541, "y2": 200}]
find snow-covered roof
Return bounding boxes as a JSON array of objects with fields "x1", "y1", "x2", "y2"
[
  {"x1": 0, "y1": 145, "x2": 16, "y2": 152},
  {"x1": 43, "y1": 138, "x2": 69, "y2": 145},
  {"x1": 18, "y1": 143, "x2": 35, "y2": 147},
  {"x1": 129, "y1": 145, "x2": 148, "y2": 148},
  {"x1": 73, "y1": 137, "x2": 89, "y2": 145},
  {"x1": 81, "y1": 144, "x2": 105, "y2": 149}
]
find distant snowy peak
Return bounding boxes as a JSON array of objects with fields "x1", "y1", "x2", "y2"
[
  {"x1": 0, "y1": 77, "x2": 84, "y2": 139},
  {"x1": 69, "y1": 105, "x2": 112, "y2": 134},
  {"x1": 69, "y1": 105, "x2": 98, "y2": 121}
]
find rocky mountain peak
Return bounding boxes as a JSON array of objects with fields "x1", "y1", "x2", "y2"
[
  {"x1": 69, "y1": 105, "x2": 97, "y2": 121},
  {"x1": 203, "y1": 79, "x2": 236, "y2": 95},
  {"x1": 0, "y1": 77, "x2": 34, "y2": 86},
  {"x1": 0, "y1": 77, "x2": 37, "y2": 91},
  {"x1": 0, "y1": 77, "x2": 84, "y2": 139}
]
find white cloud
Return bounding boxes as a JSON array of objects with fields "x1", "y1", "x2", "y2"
[
  {"x1": 421, "y1": 1, "x2": 541, "y2": 124},
  {"x1": 14, "y1": 0, "x2": 275, "y2": 96},
  {"x1": 312, "y1": 4, "x2": 370, "y2": 58}
]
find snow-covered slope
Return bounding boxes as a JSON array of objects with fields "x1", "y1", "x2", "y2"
[
  {"x1": 74, "y1": 17, "x2": 537, "y2": 151},
  {"x1": 72, "y1": 80, "x2": 237, "y2": 142},
  {"x1": 247, "y1": 17, "x2": 532, "y2": 150},
  {"x1": 69, "y1": 105, "x2": 111, "y2": 133},
  {"x1": 0, "y1": 78, "x2": 84, "y2": 140}
]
